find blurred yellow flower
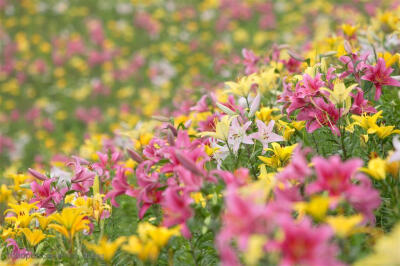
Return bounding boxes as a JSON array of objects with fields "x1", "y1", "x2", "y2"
[
  {"x1": 326, "y1": 214, "x2": 363, "y2": 238},
  {"x1": 361, "y1": 157, "x2": 387, "y2": 180},
  {"x1": 85, "y1": 236, "x2": 126, "y2": 262}
]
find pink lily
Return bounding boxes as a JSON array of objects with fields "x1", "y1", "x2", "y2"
[
  {"x1": 362, "y1": 58, "x2": 400, "y2": 100},
  {"x1": 250, "y1": 120, "x2": 283, "y2": 151}
]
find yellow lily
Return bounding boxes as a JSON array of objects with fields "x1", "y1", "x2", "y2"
[
  {"x1": 256, "y1": 107, "x2": 281, "y2": 123},
  {"x1": 21, "y1": 228, "x2": 48, "y2": 246},
  {"x1": 378, "y1": 52, "x2": 399, "y2": 67},
  {"x1": 361, "y1": 157, "x2": 387, "y2": 180},
  {"x1": 258, "y1": 143, "x2": 297, "y2": 169},
  {"x1": 341, "y1": 24, "x2": 358, "y2": 37},
  {"x1": 373, "y1": 125, "x2": 400, "y2": 139},
  {"x1": 225, "y1": 74, "x2": 257, "y2": 97},
  {"x1": 277, "y1": 121, "x2": 296, "y2": 141},
  {"x1": 122, "y1": 222, "x2": 180, "y2": 261},
  {"x1": 4, "y1": 202, "x2": 39, "y2": 228},
  {"x1": 0, "y1": 184, "x2": 12, "y2": 203},
  {"x1": 48, "y1": 207, "x2": 90, "y2": 241},
  {"x1": 122, "y1": 235, "x2": 159, "y2": 261},
  {"x1": 326, "y1": 214, "x2": 363, "y2": 238},
  {"x1": 1, "y1": 227, "x2": 16, "y2": 240},
  {"x1": 290, "y1": 121, "x2": 306, "y2": 131},
  {"x1": 294, "y1": 195, "x2": 330, "y2": 221},
  {"x1": 255, "y1": 68, "x2": 279, "y2": 92},
  {"x1": 36, "y1": 215, "x2": 51, "y2": 230},
  {"x1": 85, "y1": 236, "x2": 126, "y2": 262},
  {"x1": 351, "y1": 111, "x2": 383, "y2": 133},
  {"x1": 321, "y1": 79, "x2": 357, "y2": 110}
]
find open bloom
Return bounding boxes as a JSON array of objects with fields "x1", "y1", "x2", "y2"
[
  {"x1": 122, "y1": 222, "x2": 179, "y2": 261},
  {"x1": 227, "y1": 117, "x2": 253, "y2": 153},
  {"x1": 297, "y1": 97, "x2": 340, "y2": 135},
  {"x1": 85, "y1": 236, "x2": 126, "y2": 262},
  {"x1": 21, "y1": 228, "x2": 48, "y2": 247},
  {"x1": 250, "y1": 120, "x2": 283, "y2": 151},
  {"x1": 361, "y1": 58, "x2": 400, "y2": 100},
  {"x1": 48, "y1": 207, "x2": 90, "y2": 241},
  {"x1": 307, "y1": 155, "x2": 363, "y2": 196},
  {"x1": 277, "y1": 218, "x2": 341, "y2": 266}
]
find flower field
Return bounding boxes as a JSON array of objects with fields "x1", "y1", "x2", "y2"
[{"x1": 1, "y1": 0, "x2": 400, "y2": 265}]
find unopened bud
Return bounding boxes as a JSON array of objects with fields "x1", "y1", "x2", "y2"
[
  {"x1": 28, "y1": 168, "x2": 47, "y2": 181},
  {"x1": 127, "y1": 149, "x2": 143, "y2": 163}
]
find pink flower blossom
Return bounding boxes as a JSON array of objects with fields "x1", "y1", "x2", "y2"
[
  {"x1": 106, "y1": 166, "x2": 136, "y2": 207},
  {"x1": 307, "y1": 155, "x2": 363, "y2": 196},
  {"x1": 162, "y1": 187, "x2": 193, "y2": 238},
  {"x1": 277, "y1": 218, "x2": 341, "y2": 266},
  {"x1": 250, "y1": 120, "x2": 283, "y2": 151},
  {"x1": 350, "y1": 88, "x2": 377, "y2": 115},
  {"x1": 297, "y1": 97, "x2": 340, "y2": 135},
  {"x1": 346, "y1": 173, "x2": 381, "y2": 223},
  {"x1": 30, "y1": 178, "x2": 67, "y2": 214},
  {"x1": 362, "y1": 58, "x2": 400, "y2": 100},
  {"x1": 242, "y1": 48, "x2": 259, "y2": 75}
]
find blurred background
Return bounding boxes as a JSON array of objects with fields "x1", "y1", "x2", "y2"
[{"x1": 0, "y1": 0, "x2": 395, "y2": 170}]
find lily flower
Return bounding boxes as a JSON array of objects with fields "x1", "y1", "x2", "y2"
[
  {"x1": 21, "y1": 228, "x2": 48, "y2": 246},
  {"x1": 48, "y1": 207, "x2": 90, "y2": 242},
  {"x1": 227, "y1": 117, "x2": 253, "y2": 153},
  {"x1": 361, "y1": 58, "x2": 400, "y2": 100},
  {"x1": 258, "y1": 143, "x2": 297, "y2": 169},
  {"x1": 85, "y1": 236, "x2": 126, "y2": 263},
  {"x1": 250, "y1": 120, "x2": 283, "y2": 151}
]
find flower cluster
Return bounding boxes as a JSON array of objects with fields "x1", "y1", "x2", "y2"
[{"x1": 1, "y1": 1, "x2": 400, "y2": 266}]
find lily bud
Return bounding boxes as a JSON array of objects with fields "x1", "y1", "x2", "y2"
[
  {"x1": 127, "y1": 149, "x2": 143, "y2": 163},
  {"x1": 28, "y1": 168, "x2": 47, "y2": 181}
]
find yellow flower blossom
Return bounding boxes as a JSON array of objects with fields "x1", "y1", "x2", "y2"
[
  {"x1": 85, "y1": 236, "x2": 126, "y2": 262},
  {"x1": 354, "y1": 222, "x2": 400, "y2": 266},
  {"x1": 1, "y1": 227, "x2": 16, "y2": 240},
  {"x1": 373, "y1": 125, "x2": 400, "y2": 139},
  {"x1": 351, "y1": 110, "x2": 383, "y2": 134},
  {"x1": 256, "y1": 107, "x2": 281, "y2": 123},
  {"x1": 326, "y1": 214, "x2": 363, "y2": 238},
  {"x1": 225, "y1": 74, "x2": 257, "y2": 97},
  {"x1": 258, "y1": 143, "x2": 297, "y2": 169},
  {"x1": 0, "y1": 184, "x2": 12, "y2": 203},
  {"x1": 378, "y1": 52, "x2": 399, "y2": 67},
  {"x1": 190, "y1": 192, "x2": 206, "y2": 208},
  {"x1": 48, "y1": 207, "x2": 90, "y2": 241},
  {"x1": 256, "y1": 68, "x2": 279, "y2": 92},
  {"x1": 5, "y1": 202, "x2": 39, "y2": 228},
  {"x1": 122, "y1": 222, "x2": 180, "y2": 261},
  {"x1": 295, "y1": 195, "x2": 330, "y2": 221},
  {"x1": 243, "y1": 235, "x2": 266, "y2": 266},
  {"x1": 321, "y1": 79, "x2": 357, "y2": 106},
  {"x1": 123, "y1": 235, "x2": 159, "y2": 261},
  {"x1": 361, "y1": 157, "x2": 387, "y2": 180},
  {"x1": 341, "y1": 24, "x2": 358, "y2": 37},
  {"x1": 21, "y1": 228, "x2": 48, "y2": 246},
  {"x1": 36, "y1": 215, "x2": 51, "y2": 231}
]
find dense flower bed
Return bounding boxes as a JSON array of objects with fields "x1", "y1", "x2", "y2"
[{"x1": 1, "y1": 0, "x2": 400, "y2": 265}]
